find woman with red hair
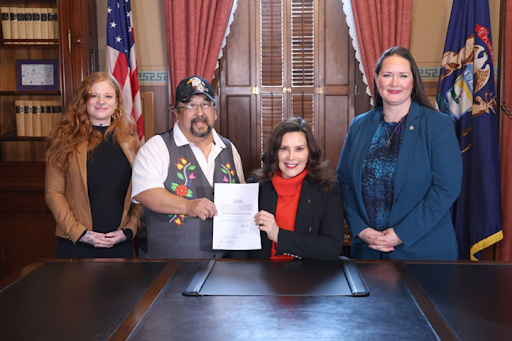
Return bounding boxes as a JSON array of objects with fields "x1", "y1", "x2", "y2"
[{"x1": 45, "y1": 72, "x2": 142, "y2": 258}]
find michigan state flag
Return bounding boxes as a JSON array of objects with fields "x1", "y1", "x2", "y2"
[{"x1": 436, "y1": 0, "x2": 502, "y2": 260}]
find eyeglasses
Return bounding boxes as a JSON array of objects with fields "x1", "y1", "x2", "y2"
[{"x1": 176, "y1": 102, "x2": 214, "y2": 113}]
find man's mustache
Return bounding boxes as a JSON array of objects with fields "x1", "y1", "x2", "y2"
[{"x1": 192, "y1": 116, "x2": 208, "y2": 124}]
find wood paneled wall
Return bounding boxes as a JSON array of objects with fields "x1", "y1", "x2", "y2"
[
  {"x1": 218, "y1": 0, "x2": 371, "y2": 177},
  {"x1": 0, "y1": 162, "x2": 56, "y2": 279}
]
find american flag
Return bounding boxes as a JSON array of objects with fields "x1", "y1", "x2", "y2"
[{"x1": 107, "y1": 0, "x2": 144, "y2": 141}]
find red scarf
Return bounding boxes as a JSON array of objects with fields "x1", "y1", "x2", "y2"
[{"x1": 269, "y1": 169, "x2": 308, "y2": 259}]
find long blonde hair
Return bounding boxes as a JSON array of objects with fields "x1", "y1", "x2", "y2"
[{"x1": 45, "y1": 72, "x2": 139, "y2": 173}]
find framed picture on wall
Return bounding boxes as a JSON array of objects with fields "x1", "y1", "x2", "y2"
[{"x1": 16, "y1": 59, "x2": 59, "y2": 92}]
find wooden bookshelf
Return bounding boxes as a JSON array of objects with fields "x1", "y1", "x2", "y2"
[{"x1": 0, "y1": 0, "x2": 98, "y2": 279}]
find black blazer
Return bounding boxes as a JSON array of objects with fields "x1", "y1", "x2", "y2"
[{"x1": 230, "y1": 179, "x2": 344, "y2": 260}]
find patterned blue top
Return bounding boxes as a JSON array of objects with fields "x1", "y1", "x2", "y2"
[{"x1": 361, "y1": 115, "x2": 408, "y2": 231}]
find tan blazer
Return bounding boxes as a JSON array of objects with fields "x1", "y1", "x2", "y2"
[{"x1": 45, "y1": 137, "x2": 143, "y2": 243}]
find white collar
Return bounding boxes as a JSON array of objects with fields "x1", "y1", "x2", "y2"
[{"x1": 173, "y1": 122, "x2": 226, "y2": 149}]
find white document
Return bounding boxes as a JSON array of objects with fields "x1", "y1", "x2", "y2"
[{"x1": 213, "y1": 183, "x2": 261, "y2": 250}]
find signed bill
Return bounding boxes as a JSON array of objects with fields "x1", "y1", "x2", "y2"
[{"x1": 213, "y1": 183, "x2": 261, "y2": 250}]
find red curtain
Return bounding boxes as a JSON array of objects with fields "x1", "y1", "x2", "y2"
[
  {"x1": 164, "y1": 0, "x2": 234, "y2": 105},
  {"x1": 350, "y1": 0, "x2": 413, "y2": 97},
  {"x1": 497, "y1": 0, "x2": 512, "y2": 261}
]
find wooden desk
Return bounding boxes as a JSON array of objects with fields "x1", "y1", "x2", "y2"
[{"x1": 1, "y1": 259, "x2": 511, "y2": 341}]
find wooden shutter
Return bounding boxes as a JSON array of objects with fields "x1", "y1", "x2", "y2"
[
  {"x1": 260, "y1": 0, "x2": 283, "y2": 87},
  {"x1": 260, "y1": 0, "x2": 316, "y2": 141},
  {"x1": 292, "y1": 93, "x2": 314, "y2": 129},
  {"x1": 291, "y1": 0, "x2": 314, "y2": 87},
  {"x1": 259, "y1": 0, "x2": 285, "y2": 161},
  {"x1": 290, "y1": 0, "x2": 315, "y2": 134},
  {"x1": 261, "y1": 93, "x2": 284, "y2": 150},
  {"x1": 219, "y1": 0, "x2": 361, "y2": 177}
]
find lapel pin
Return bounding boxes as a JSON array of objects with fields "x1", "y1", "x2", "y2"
[
  {"x1": 409, "y1": 125, "x2": 414, "y2": 130},
  {"x1": 307, "y1": 199, "x2": 311, "y2": 204}
]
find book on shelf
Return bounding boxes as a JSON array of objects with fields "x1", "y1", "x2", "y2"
[
  {"x1": 0, "y1": 7, "x2": 57, "y2": 44},
  {"x1": 41, "y1": 100, "x2": 53, "y2": 136},
  {"x1": 1, "y1": 7, "x2": 11, "y2": 42},
  {"x1": 25, "y1": 8, "x2": 34, "y2": 42},
  {"x1": 24, "y1": 100, "x2": 34, "y2": 137},
  {"x1": 53, "y1": 8, "x2": 58, "y2": 40},
  {"x1": 15, "y1": 100, "x2": 25, "y2": 137},
  {"x1": 10, "y1": 7, "x2": 18, "y2": 40},
  {"x1": 12, "y1": 99, "x2": 59, "y2": 138},
  {"x1": 32, "y1": 101, "x2": 42, "y2": 137},
  {"x1": 52, "y1": 100, "x2": 62, "y2": 127},
  {"x1": 40, "y1": 8, "x2": 48, "y2": 43},
  {"x1": 32, "y1": 8, "x2": 41, "y2": 43},
  {"x1": 17, "y1": 8, "x2": 26, "y2": 44},
  {"x1": 48, "y1": 8, "x2": 55, "y2": 40}
]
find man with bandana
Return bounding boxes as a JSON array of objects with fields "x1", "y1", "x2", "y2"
[{"x1": 132, "y1": 76, "x2": 244, "y2": 258}]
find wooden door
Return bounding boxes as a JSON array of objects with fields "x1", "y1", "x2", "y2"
[
  {"x1": 58, "y1": 0, "x2": 98, "y2": 109},
  {"x1": 219, "y1": 0, "x2": 369, "y2": 177}
]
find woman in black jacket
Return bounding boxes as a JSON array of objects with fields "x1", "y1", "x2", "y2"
[{"x1": 246, "y1": 117, "x2": 344, "y2": 260}]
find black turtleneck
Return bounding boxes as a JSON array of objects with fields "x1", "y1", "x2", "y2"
[{"x1": 87, "y1": 126, "x2": 132, "y2": 239}]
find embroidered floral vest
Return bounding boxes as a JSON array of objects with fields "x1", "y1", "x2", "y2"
[{"x1": 139, "y1": 129, "x2": 240, "y2": 258}]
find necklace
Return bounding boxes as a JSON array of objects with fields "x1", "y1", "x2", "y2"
[{"x1": 384, "y1": 115, "x2": 406, "y2": 147}]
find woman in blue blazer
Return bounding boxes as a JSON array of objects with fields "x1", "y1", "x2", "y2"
[{"x1": 337, "y1": 47, "x2": 462, "y2": 260}]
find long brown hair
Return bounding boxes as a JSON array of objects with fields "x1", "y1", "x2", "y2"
[
  {"x1": 373, "y1": 46, "x2": 436, "y2": 110},
  {"x1": 251, "y1": 117, "x2": 334, "y2": 190},
  {"x1": 45, "y1": 72, "x2": 139, "y2": 173}
]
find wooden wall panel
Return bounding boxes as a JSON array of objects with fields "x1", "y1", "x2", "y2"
[
  {"x1": 324, "y1": 0, "x2": 349, "y2": 86},
  {"x1": 140, "y1": 85, "x2": 169, "y2": 134},
  {"x1": 316, "y1": 0, "x2": 352, "y2": 170},
  {"x1": 0, "y1": 161, "x2": 46, "y2": 185},
  {"x1": 0, "y1": 162, "x2": 56, "y2": 279},
  {"x1": 225, "y1": 0, "x2": 252, "y2": 87},
  {"x1": 219, "y1": 0, "x2": 257, "y2": 179},
  {"x1": 0, "y1": 190, "x2": 49, "y2": 211},
  {"x1": 226, "y1": 95, "x2": 254, "y2": 175},
  {"x1": 323, "y1": 95, "x2": 349, "y2": 169},
  {"x1": 1, "y1": 212, "x2": 56, "y2": 278}
]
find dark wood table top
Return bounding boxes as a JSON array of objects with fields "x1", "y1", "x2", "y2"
[{"x1": 0, "y1": 259, "x2": 511, "y2": 341}]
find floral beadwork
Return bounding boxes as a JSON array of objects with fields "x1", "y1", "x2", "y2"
[
  {"x1": 172, "y1": 214, "x2": 187, "y2": 227},
  {"x1": 221, "y1": 162, "x2": 236, "y2": 183},
  {"x1": 168, "y1": 156, "x2": 196, "y2": 226}
]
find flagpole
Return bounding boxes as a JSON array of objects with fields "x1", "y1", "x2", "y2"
[{"x1": 498, "y1": 0, "x2": 506, "y2": 151}]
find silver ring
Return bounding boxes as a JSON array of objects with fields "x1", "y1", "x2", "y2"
[{"x1": 262, "y1": 221, "x2": 265, "y2": 226}]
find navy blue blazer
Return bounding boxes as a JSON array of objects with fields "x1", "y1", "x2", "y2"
[
  {"x1": 336, "y1": 102, "x2": 462, "y2": 260},
  {"x1": 230, "y1": 179, "x2": 344, "y2": 260}
]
